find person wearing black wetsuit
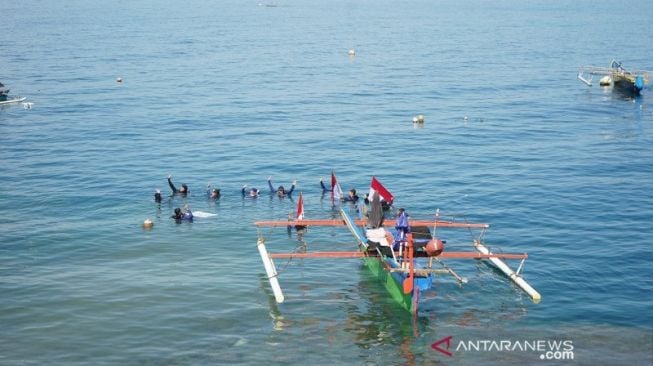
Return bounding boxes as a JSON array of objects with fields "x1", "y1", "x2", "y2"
[
  {"x1": 268, "y1": 177, "x2": 296, "y2": 198},
  {"x1": 154, "y1": 189, "x2": 162, "y2": 203},
  {"x1": 206, "y1": 183, "x2": 221, "y2": 200},
  {"x1": 242, "y1": 184, "x2": 260, "y2": 198},
  {"x1": 171, "y1": 207, "x2": 193, "y2": 222},
  {"x1": 167, "y1": 175, "x2": 188, "y2": 196}
]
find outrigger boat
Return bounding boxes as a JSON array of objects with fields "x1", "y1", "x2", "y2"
[
  {"x1": 256, "y1": 183, "x2": 540, "y2": 315},
  {"x1": 0, "y1": 82, "x2": 27, "y2": 105},
  {"x1": 578, "y1": 60, "x2": 651, "y2": 95}
]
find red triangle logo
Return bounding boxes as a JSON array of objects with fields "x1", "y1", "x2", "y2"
[{"x1": 431, "y1": 335, "x2": 453, "y2": 357}]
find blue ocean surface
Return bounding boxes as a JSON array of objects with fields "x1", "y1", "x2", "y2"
[{"x1": 1, "y1": 0, "x2": 652, "y2": 364}]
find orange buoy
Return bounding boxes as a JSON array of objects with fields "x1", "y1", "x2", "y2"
[{"x1": 425, "y1": 238, "x2": 444, "y2": 257}]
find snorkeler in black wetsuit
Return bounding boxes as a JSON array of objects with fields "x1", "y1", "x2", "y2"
[
  {"x1": 171, "y1": 207, "x2": 193, "y2": 222},
  {"x1": 206, "y1": 182, "x2": 221, "y2": 200},
  {"x1": 167, "y1": 175, "x2": 188, "y2": 196},
  {"x1": 242, "y1": 184, "x2": 260, "y2": 198},
  {"x1": 154, "y1": 189, "x2": 162, "y2": 203},
  {"x1": 268, "y1": 176, "x2": 296, "y2": 198}
]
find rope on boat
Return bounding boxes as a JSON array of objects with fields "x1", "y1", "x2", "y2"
[{"x1": 434, "y1": 257, "x2": 467, "y2": 285}]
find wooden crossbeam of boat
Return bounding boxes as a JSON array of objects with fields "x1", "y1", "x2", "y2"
[
  {"x1": 580, "y1": 65, "x2": 652, "y2": 76},
  {"x1": 438, "y1": 251, "x2": 527, "y2": 260},
  {"x1": 269, "y1": 251, "x2": 366, "y2": 259},
  {"x1": 578, "y1": 66, "x2": 616, "y2": 76},
  {"x1": 255, "y1": 218, "x2": 488, "y2": 229},
  {"x1": 389, "y1": 267, "x2": 450, "y2": 275},
  {"x1": 256, "y1": 219, "x2": 347, "y2": 227},
  {"x1": 267, "y1": 250, "x2": 527, "y2": 260},
  {"x1": 409, "y1": 220, "x2": 489, "y2": 229}
]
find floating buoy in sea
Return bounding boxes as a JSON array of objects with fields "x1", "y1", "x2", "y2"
[
  {"x1": 348, "y1": 49, "x2": 356, "y2": 56},
  {"x1": 599, "y1": 75, "x2": 611, "y2": 86},
  {"x1": 425, "y1": 239, "x2": 445, "y2": 257},
  {"x1": 116, "y1": 77, "x2": 123, "y2": 83},
  {"x1": 417, "y1": 114, "x2": 424, "y2": 123},
  {"x1": 412, "y1": 116, "x2": 419, "y2": 123},
  {"x1": 142, "y1": 219, "x2": 153, "y2": 229}
]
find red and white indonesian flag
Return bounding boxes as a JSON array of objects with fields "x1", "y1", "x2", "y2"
[
  {"x1": 296, "y1": 192, "x2": 305, "y2": 220},
  {"x1": 331, "y1": 171, "x2": 343, "y2": 201},
  {"x1": 369, "y1": 176, "x2": 394, "y2": 203}
]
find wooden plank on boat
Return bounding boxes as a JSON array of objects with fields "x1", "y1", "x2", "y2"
[
  {"x1": 438, "y1": 251, "x2": 527, "y2": 260},
  {"x1": 473, "y1": 240, "x2": 541, "y2": 303},
  {"x1": 390, "y1": 268, "x2": 450, "y2": 275},
  {"x1": 255, "y1": 218, "x2": 489, "y2": 229},
  {"x1": 255, "y1": 219, "x2": 347, "y2": 227},
  {"x1": 268, "y1": 250, "x2": 527, "y2": 260},
  {"x1": 269, "y1": 251, "x2": 365, "y2": 259},
  {"x1": 409, "y1": 220, "x2": 489, "y2": 229}
]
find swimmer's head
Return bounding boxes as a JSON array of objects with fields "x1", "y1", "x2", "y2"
[{"x1": 180, "y1": 184, "x2": 188, "y2": 193}]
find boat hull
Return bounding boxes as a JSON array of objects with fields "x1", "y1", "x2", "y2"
[
  {"x1": 361, "y1": 254, "x2": 414, "y2": 311},
  {"x1": 342, "y1": 208, "x2": 432, "y2": 313},
  {"x1": 612, "y1": 75, "x2": 643, "y2": 95}
]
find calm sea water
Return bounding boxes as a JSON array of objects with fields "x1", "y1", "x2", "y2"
[{"x1": 2, "y1": 0, "x2": 652, "y2": 364}]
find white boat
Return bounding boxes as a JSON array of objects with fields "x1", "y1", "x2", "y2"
[{"x1": 0, "y1": 82, "x2": 27, "y2": 105}]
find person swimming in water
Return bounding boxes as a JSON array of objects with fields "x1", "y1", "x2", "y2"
[
  {"x1": 242, "y1": 184, "x2": 260, "y2": 198},
  {"x1": 154, "y1": 189, "x2": 162, "y2": 203},
  {"x1": 268, "y1": 176, "x2": 296, "y2": 198},
  {"x1": 362, "y1": 193, "x2": 393, "y2": 216},
  {"x1": 344, "y1": 188, "x2": 359, "y2": 203},
  {"x1": 320, "y1": 177, "x2": 358, "y2": 203},
  {"x1": 206, "y1": 182, "x2": 221, "y2": 200},
  {"x1": 171, "y1": 206, "x2": 193, "y2": 222},
  {"x1": 167, "y1": 175, "x2": 189, "y2": 196},
  {"x1": 319, "y1": 177, "x2": 331, "y2": 193}
]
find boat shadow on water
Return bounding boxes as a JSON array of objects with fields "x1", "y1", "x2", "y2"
[{"x1": 257, "y1": 265, "x2": 426, "y2": 360}]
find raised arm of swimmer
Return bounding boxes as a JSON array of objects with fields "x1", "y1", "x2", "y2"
[{"x1": 167, "y1": 175, "x2": 188, "y2": 195}]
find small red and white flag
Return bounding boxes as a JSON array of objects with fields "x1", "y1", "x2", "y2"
[
  {"x1": 296, "y1": 192, "x2": 305, "y2": 220},
  {"x1": 369, "y1": 176, "x2": 394, "y2": 203},
  {"x1": 331, "y1": 171, "x2": 343, "y2": 201}
]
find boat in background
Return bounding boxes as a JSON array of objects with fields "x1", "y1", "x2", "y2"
[
  {"x1": 578, "y1": 60, "x2": 651, "y2": 95},
  {"x1": 0, "y1": 82, "x2": 26, "y2": 105}
]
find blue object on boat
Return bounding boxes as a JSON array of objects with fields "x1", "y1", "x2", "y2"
[{"x1": 635, "y1": 76, "x2": 644, "y2": 91}]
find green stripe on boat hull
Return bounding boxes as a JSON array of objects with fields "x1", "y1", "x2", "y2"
[{"x1": 361, "y1": 252, "x2": 413, "y2": 312}]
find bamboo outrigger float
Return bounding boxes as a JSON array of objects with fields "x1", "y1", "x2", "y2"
[{"x1": 256, "y1": 207, "x2": 540, "y2": 315}]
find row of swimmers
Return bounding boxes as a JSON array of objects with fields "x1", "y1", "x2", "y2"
[
  {"x1": 155, "y1": 175, "x2": 367, "y2": 204},
  {"x1": 160, "y1": 175, "x2": 392, "y2": 223}
]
